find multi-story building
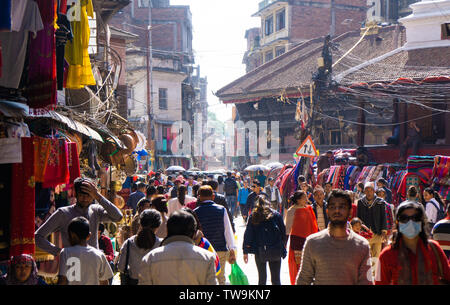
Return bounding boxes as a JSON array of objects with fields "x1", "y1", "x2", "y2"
[
  {"x1": 110, "y1": 0, "x2": 208, "y2": 170},
  {"x1": 366, "y1": 0, "x2": 421, "y2": 23},
  {"x1": 243, "y1": 0, "x2": 368, "y2": 71}
]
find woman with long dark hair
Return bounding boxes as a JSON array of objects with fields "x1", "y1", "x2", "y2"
[
  {"x1": 118, "y1": 209, "x2": 162, "y2": 285},
  {"x1": 423, "y1": 187, "x2": 446, "y2": 232},
  {"x1": 284, "y1": 190, "x2": 318, "y2": 285},
  {"x1": 375, "y1": 200, "x2": 450, "y2": 285},
  {"x1": 168, "y1": 185, "x2": 196, "y2": 216},
  {"x1": 243, "y1": 196, "x2": 287, "y2": 285}
]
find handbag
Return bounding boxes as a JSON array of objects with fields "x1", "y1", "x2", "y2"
[
  {"x1": 429, "y1": 241, "x2": 450, "y2": 285},
  {"x1": 120, "y1": 240, "x2": 138, "y2": 285}
]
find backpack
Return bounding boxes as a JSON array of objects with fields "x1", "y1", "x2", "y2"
[
  {"x1": 257, "y1": 216, "x2": 285, "y2": 262},
  {"x1": 428, "y1": 200, "x2": 446, "y2": 224},
  {"x1": 224, "y1": 178, "x2": 237, "y2": 195}
]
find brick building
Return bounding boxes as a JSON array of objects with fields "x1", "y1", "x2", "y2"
[{"x1": 243, "y1": 0, "x2": 368, "y2": 71}]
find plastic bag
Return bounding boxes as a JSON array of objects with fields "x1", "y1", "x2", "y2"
[{"x1": 228, "y1": 263, "x2": 249, "y2": 285}]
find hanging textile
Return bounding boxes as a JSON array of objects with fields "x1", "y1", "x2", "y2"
[
  {"x1": 64, "y1": 0, "x2": 96, "y2": 89},
  {"x1": 407, "y1": 155, "x2": 434, "y2": 185},
  {"x1": 431, "y1": 155, "x2": 450, "y2": 201},
  {"x1": 34, "y1": 137, "x2": 52, "y2": 182},
  {"x1": 42, "y1": 139, "x2": 70, "y2": 188},
  {"x1": 55, "y1": 13, "x2": 72, "y2": 90},
  {"x1": 0, "y1": 0, "x2": 11, "y2": 31},
  {"x1": 0, "y1": 164, "x2": 12, "y2": 261},
  {"x1": 68, "y1": 142, "x2": 81, "y2": 186},
  {"x1": 26, "y1": 0, "x2": 57, "y2": 108},
  {"x1": 10, "y1": 137, "x2": 35, "y2": 256},
  {"x1": 0, "y1": 0, "x2": 43, "y2": 89}
]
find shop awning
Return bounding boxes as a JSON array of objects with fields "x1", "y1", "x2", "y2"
[
  {"x1": 0, "y1": 100, "x2": 29, "y2": 118},
  {"x1": 28, "y1": 110, "x2": 104, "y2": 143}
]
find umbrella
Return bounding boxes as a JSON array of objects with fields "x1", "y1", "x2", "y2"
[
  {"x1": 265, "y1": 162, "x2": 284, "y2": 169},
  {"x1": 244, "y1": 164, "x2": 270, "y2": 172},
  {"x1": 188, "y1": 167, "x2": 201, "y2": 171},
  {"x1": 166, "y1": 165, "x2": 186, "y2": 172}
]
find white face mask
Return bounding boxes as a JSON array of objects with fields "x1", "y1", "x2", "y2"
[{"x1": 399, "y1": 220, "x2": 422, "y2": 239}]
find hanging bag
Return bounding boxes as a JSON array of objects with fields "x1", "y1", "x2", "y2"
[{"x1": 228, "y1": 263, "x2": 249, "y2": 285}]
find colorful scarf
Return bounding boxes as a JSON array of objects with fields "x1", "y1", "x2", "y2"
[
  {"x1": 33, "y1": 137, "x2": 51, "y2": 182},
  {"x1": 1, "y1": 254, "x2": 39, "y2": 285},
  {"x1": 198, "y1": 237, "x2": 221, "y2": 275},
  {"x1": 42, "y1": 139, "x2": 70, "y2": 188},
  {"x1": 10, "y1": 138, "x2": 35, "y2": 257}
]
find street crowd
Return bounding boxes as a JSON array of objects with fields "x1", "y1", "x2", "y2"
[{"x1": 1, "y1": 169, "x2": 450, "y2": 285}]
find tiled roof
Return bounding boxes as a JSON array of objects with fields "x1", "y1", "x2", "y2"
[{"x1": 216, "y1": 25, "x2": 407, "y2": 102}]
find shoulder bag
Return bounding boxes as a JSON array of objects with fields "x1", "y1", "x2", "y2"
[{"x1": 120, "y1": 240, "x2": 139, "y2": 285}]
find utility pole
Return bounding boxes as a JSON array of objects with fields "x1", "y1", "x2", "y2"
[
  {"x1": 330, "y1": 0, "x2": 336, "y2": 37},
  {"x1": 147, "y1": 1, "x2": 155, "y2": 171}
]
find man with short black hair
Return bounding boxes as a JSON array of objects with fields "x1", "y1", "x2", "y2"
[
  {"x1": 224, "y1": 172, "x2": 239, "y2": 218},
  {"x1": 35, "y1": 178, "x2": 123, "y2": 256},
  {"x1": 194, "y1": 186, "x2": 236, "y2": 285},
  {"x1": 127, "y1": 182, "x2": 147, "y2": 214},
  {"x1": 57, "y1": 217, "x2": 114, "y2": 285},
  {"x1": 139, "y1": 210, "x2": 217, "y2": 285},
  {"x1": 296, "y1": 190, "x2": 373, "y2": 285},
  {"x1": 376, "y1": 178, "x2": 392, "y2": 204},
  {"x1": 207, "y1": 180, "x2": 235, "y2": 233},
  {"x1": 312, "y1": 186, "x2": 328, "y2": 231}
]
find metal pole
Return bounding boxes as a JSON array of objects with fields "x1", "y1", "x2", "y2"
[
  {"x1": 147, "y1": 1, "x2": 155, "y2": 170},
  {"x1": 330, "y1": 0, "x2": 336, "y2": 37}
]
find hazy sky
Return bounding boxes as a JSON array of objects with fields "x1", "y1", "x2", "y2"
[{"x1": 170, "y1": 0, "x2": 261, "y2": 122}]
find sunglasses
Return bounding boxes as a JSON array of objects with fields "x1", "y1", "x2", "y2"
[{"x1": 398, "y1": 214, "x2": 421, "y2": 223}]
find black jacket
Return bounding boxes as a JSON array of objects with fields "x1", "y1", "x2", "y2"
[
  {"x1": 246, "y1": 191, "x2": 269, "y2": 213},
  {"x1": 311, "y1": 200, "x2": 329, "y2": 228},
  {"x1": 243, "y1": 209, "x2": 287, "y2": 257},
  {"x1": 357, "y1": 196, "x2": 387, "y2": 235}
]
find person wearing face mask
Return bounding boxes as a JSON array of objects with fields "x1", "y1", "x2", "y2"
[{"x1": 375, "y1": 201, "x2": 450, "y2": 285}]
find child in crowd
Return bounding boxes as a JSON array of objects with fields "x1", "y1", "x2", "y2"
[
  {"x1": 58, "y1": 217, "x2": 114, "y2": 285},
  {"x1": 350, "y1": 217, "x2": 373, "y2": 240}
]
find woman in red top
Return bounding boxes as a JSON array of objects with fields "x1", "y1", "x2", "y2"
[
  {"x1": 375, "y1": 200, "x2": 450, "y2": 285},
  {"x1": 284, "y1": 190, "x2": 319, "y2": 285}
]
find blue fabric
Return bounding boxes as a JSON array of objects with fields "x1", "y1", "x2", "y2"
[
  {"x1": 127, "y1": 191, "x2": 145, "y2": 214},
  {"x1": 194, "y1": 201, "x2": 227, "y2": 252},
  {"x1": 238, "y1": 188, "x2": 250, "y2": 205},
  {"x1": 0, "y1": 0, "x2": 11, "y2": 31}
]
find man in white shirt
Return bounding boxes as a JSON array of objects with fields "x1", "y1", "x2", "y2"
[{"x1": 58, "y1": 217, "x2": 113, "y2": 285}]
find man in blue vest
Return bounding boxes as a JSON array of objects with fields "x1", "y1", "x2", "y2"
[{"x1": 194, "y1": 185, "x2": 236, "y2": 285}]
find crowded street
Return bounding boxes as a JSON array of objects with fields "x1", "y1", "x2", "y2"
[{"x1": 1, "y1": 0, "x2": 450, "y2": 294}]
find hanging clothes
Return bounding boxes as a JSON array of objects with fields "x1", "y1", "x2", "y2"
[
  {"x1": 55, "y1": 13, "x2": 72, "y2": 90},
  {"x1": 0, "y1": 164, "x2": 12, "y2": 261},
  {"x1": 68, "y1": 142, "x2": 81, "y2": 186},
  {"x1": 42, "y1": 139, "x2": 70, "y2": 188},
  {"x1": 34, "y1": 137, "x2": 52, "y2": 182},
  {"x1": 10, "y1": 137, "x2": 36, "y2": 257},
  {"x1": 0, "y1": 0, "x2": 43, "y2": 89},
  {"x1": 64, "y1": 0, "x2": 96, "y2": 89},
  {"x1": 26, "y1": 0, "x2": 57, "y2": 109},
  {"x1": 0, "y1": 0, "x2": 12, "y2": 31}
]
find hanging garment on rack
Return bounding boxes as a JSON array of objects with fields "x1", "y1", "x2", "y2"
[
  {"x1": 33, "y1": 137, "x2": 52, "y2": 182},
  {"x1": 10, "y1": 137, "x2": 35, "y2": 256},
  {"x1": 0, "y1": 164, "x2": 12, "y2": 261},
  {"x1": 55, "y1": 13, "x2": 72, "y2": 90},
  {"x1": 0, "y1": 0, "x2": 43, "y2": 89},
  {"x1": 64, "y1": 0, "x2": 96, "y2": 89},
  {"x1": 68, "y1": 142, "x2": 81, "y2": 186},
  {"x1": 43, "y1": 139, "x2": 70, "y2": 188},
  {"x1": 0, "y1": 0, "x2": 12, "y2": 31},
  {"x1": 26, "y1": 0, "x2": 57, "y2": 109},
  {"x1": 87, "y1": 139, "x2": 100, "y2": 176}
]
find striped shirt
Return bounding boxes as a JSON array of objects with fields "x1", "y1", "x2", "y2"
[{"x1": 432, "y1": 217, "x2": 450, "y2": 259}]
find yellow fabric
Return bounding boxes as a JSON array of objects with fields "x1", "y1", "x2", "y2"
[{"x1": 65, "y1": 0, "x2": 96, "y2": 89}]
